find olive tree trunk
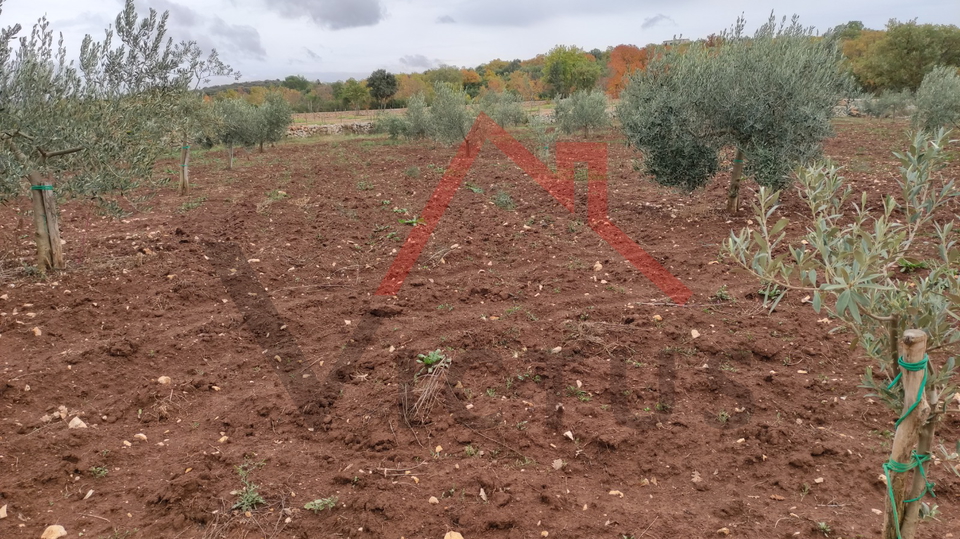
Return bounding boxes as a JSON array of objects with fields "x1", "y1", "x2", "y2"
[
  {"x1": 178, "y1": 142, "x2": 191, "y2": 195},
  {"x1": 882, "y1": 329, "x2": 930, "y2": 539},
  {"x1": 726, "y1": 148, "x2": 745, "y2": 214}
]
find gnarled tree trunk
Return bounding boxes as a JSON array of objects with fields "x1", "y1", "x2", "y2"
[{"x1": 726, "y1": 148, "x2": 745, "y2": 214}]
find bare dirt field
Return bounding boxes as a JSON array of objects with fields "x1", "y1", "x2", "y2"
[{"x1": 1, "y1": 118, "x2": 958, "y2": 539}]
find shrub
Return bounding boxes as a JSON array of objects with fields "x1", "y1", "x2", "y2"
[
  {"x1": 913, "y1": 66, "x2": 960, "y2": 131},
  {"x1": 555, "y1": 89, "x2": 609, "y2": 136},
  {"x1": 529, "y1": 114, "x2": 557, "y2": 162},
  {"x1": 478, "y1": 90, "x2": 526, "y2": 127},
  {"x1": 429, "y1": 82, "x2": 474, "y2": 145},
  {"x1": 404, "y1": 93, "x2": 431, "y2": 139},
  {"x1": 862, "y1": 89, "x2": 915, "y2": 118},
  {"x1": 373, "y1": 113, "x2": 410, "y2": 139}
]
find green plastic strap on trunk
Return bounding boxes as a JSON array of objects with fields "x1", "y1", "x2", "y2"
[
  {"x1": 882, "y1": 355, "x2": 934, "y2": 539},
  {"x1": 31, "y1": 185, "x2": 53, "y2": 190},
  {"x1": 733, "y1": 159, "x2": 744, "y2": 163}
]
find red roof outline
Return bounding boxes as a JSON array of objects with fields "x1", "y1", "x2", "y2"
[{"x1": 375, "y1": 113, "x2": 692, "y2": 305}]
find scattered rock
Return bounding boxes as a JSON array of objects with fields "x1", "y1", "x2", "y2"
[
  {"x1": 550, "y1": 346, "x2": 562, "y2": 354},
  {"x1": 479, "y1": 488, "x2": 487, "y2": 501},
  {"x1": 68, "y1": 417, "x2": 87, "y2": 429},
  {"x1": 716, "y1": 528, "x2": 731, "y2": 536},
  {"x1": 690, "y1": 329, "x2": 701, "y2": 339},
  {"x1": 608, "y1": 490, "x2": 624, "y2": 498},
  {"x1": 563, "y1": 431, "x2": 575, "y2": 441},
  {"x1": 428, "y1": 496, "x2": 439, "y2": 505},
  {"x1": 814, "y1": 477, "x2": 824, "y2": 484},
  {"x1": 157, "y1": 376, "x2": 172, "y2": 385},
  {"x1": 0, "y1": 504, "x2": 6, "y2": 518},
  {"x1": 652, "y1": 314, "x2": 662, "y2": 322},
  {"x1": 443, "y1": 533, "x2": 464, "y2": 539},
  {"x1": 134, "y1": 433, "x2": 147, "y2": 442},
  {"x1": 593, "y1": 261, "x2": 602, "y2": 271},
  {"x1": 32, "y1": 327, "x2": 42, "y2": 337},
  {"x1": 552, "y1": 459, "x2": 564, "y2": 471},
  {"x1": 40, "y1": 525, "x2": 67, "y2": 539},
  {"x1": 218, "y1": 436, "x2": 229, "y2": 443},
  {"x1": 770, "y1": 494, "x2": 785, "y2": 501},
  {"x1": 871, "y1": 508, "x2": 883, "y2": 515}
]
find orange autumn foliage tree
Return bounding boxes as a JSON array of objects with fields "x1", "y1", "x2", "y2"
[{"x1": 606, "y1": 44, "x2": 649, "y2": 97}]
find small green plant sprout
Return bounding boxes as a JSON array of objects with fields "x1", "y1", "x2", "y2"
[
  {"x1": 399, "y1": 216, "x2": 426, "y2": 226},
  {"x1": 492, "y1": 190, "x2": 516, "y2": 211},
  {"x1": 303, "y1": 496, "x2": 338, "y2": 513},
  {"x1": 816, "y1": 521, "x2": 831, "y2": 536},
  {"x1": 89, "y1": 465, "x2": 109, "y2": 478},
  {"x1": 567, "y1": 385, "x2": 591, "y2": 402},
  {"x1": 231, "y1": 460, "x2": 266, "y2": 511},
  {"x1": 717, "y1": 410, "x2": 730, "y2": 424},
  {"x1": 267, "y1": 189, "x2": 288, "y2": 201},
  {"x1": 465, "y1": 181, "x2": 484, "y2": 193},
  {"x1": 404, "y1": 166, "x2": 421, "y2": 178},
  {"x1": 464, "y1": 444, "x2": 478, "y2": 457},
  {"x1": 416, "y1": 350, "x2": 449, "y2": 375},
  {"x1": 712, "y1": 285, "x2": 732, "y2": 302},
  {"x1": 897, "y1": 258, "x2": 930, "y2": 273}
]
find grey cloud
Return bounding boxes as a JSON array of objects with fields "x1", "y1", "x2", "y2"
[
  {"x1": 134, "y1": 0, "x2": 201, "y2": 28},
  {"x1": 267, "y1": 0, "x2": 384, "y2": 30},
  {"x1": 436, "y1": 15, "x2": 455, "y2": 24},
  {"x1": 210, "y1": 17, "x2": 266, "y2": 59},
  {"x1": 453, "y1": 0, "x2": 659, "y2": 26},
  {"x1": 304, "y1": 48, "x2": 321, "y2": 61},
  {"x1": 642, "y1": 13, "x2": 675, "y2": 29},
  {"x1": 399, "y1": 54, "x2": 437, "y2": 69}
]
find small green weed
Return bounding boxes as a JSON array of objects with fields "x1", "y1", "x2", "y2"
[
  {"x1": 897, "y1": 258, "x2": 930, "y2": 273},
  {"x1": 416, "y1": 350, "x2": 449, "y2": 374},
  {"x1": 304, "y1": 496, "x2": 338, "y2": 513},
  {"x1": 404, "y1": 166, "x2": 421, "y2": 178},
  {"x1": 178, "y1": 195, "x2": 207, "y2": 213},
  {"x1": 492, "y1": 190, "x2": 516, "y2": 211},
  {"x1": 89, "y1": 465, "x2": 109, "y2": 478},
  {"x1": 232, "y1": 460, "x2": 266, "y2": 511},
  {"x1": 465, "y1": 182, "x2": 484, "y2": 193},
  {"x1": 712, "y1": 285, "x2": 732, "y2": 302}
]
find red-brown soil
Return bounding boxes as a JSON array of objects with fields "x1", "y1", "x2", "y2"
[{"x1": 1, "y1": 118, "x2": 958, "y2": 539}]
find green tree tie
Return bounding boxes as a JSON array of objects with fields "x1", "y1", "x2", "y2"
[{"x1": 882, "y1": 355, "x2": 935, "y2": 539}]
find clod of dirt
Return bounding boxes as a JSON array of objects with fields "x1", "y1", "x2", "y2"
[
  {"x1": 593, "y1": 261, "x2": 602, "y2": 271},
  {"x1": 40, "y1": 525, "x2": 67, "y2": 539},
  {"x1": 428, "y1": 496, "x2": 439, "y2": 504},
  {"x1": 652, "y1": 314, "x2": 663, "y2": 322},
  {"x1": 67, "y1": 417, "x2": 87, "y2": 429},
  {"x1": 552, "y1": 459, "x2": 564, "y2": 470},
  {"x1": 443, "y1": 532, "x2": 464, "y2": 539},
  {"x1": 32, "y1": 327, "x2": 42, "y2": 337},
  {"x1": 157, "y1": 376, "x2": 171, "y2": 385},
  {"x1": 609, "y1": 490, "x2": 624, "y2": 498}
]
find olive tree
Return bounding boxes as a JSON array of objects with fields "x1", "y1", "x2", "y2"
[
  {"x1": 250, "y1": 93, "x2": 292, "y2": 152},
  {"x1": 0, "y1": 0, "x2": 233, "y2": 270},
  {"x1": 555, "y1": 89, "x2": 609, "y2": 137},
  {"x1": 617, "y1": 14, "x2": 854, "y2": 213},
  {"x1": 214, "y1": 99, "x2": 256, "y2": 169},
  {"x1": 477, "y1": 90, "x2": 525, "y2": 127},
  {"x1": 727, "y1": 129, "x2": 959, "y2": 538},
  {"x1": 913, "y1": 66, "x2": 960, "y2": 132},
  {"x1": 428, "y1": 82, "x2": 474, "y2": 146}
]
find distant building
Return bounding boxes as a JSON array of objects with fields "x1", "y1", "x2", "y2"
[{"x1": 662, "y1": 38, "x2": 691, "y2": 46}]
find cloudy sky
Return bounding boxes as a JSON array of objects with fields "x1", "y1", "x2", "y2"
[{"x1": 3, "y1": 0, "x2": 958, "y2": 84}]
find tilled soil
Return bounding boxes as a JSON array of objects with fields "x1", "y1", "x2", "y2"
[{"x1": 0, "y1": 118, "x2": 958, "y2": 539}]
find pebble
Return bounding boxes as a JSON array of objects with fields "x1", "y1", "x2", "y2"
[
  {"x1": 550, "y1": 346, "x2": 562, "y2": 354},
  {"x1": 157, "y1": 376, "x2": 171, "y2": 385},
  {"x1": 40, "y1": 525, "x2": 67, "y2": 539},
  {"x1": 134, "y1": 433, "x2": 147, "y2": 442},
  {"x1": 428, "y1": 496, "x2": 439, "y2": 504},
  {"x1": 68, "y1": 417, "x2": 87, "y2": 429},
  {"x1": 443, "y1": 533, "x2": 464, "y2": 539}
]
